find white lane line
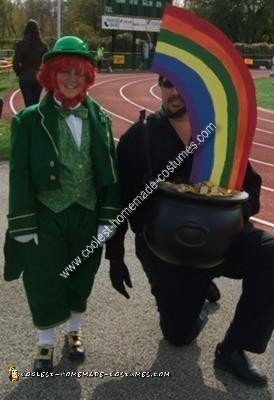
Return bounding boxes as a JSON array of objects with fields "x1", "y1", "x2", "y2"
[
  {"x1": 9, "y1": 89, "x2": 21, "y2": 114},
  {"x1": 150, "y1": 83, "x2": 161, "y2": 100},
  {"x1": 251, "y1": 216, "x2": 274, "y2": 228},
  {"x1": 249, "y1": 158, "x2": 274, "y2": 167},
  {"x1": 258, "y1": 107, "x2": 274, "y2": 115},
  {"x1": 256, "y1": 127, "x2": 274, "y2": 134},
  {"x1": 262, "y1": 186, "x2": 274, "y2": 192},
  {"x1": 103, "y1": 108, "x2": 133, "y2": 125},
  {"x1": 258, "y1": 116, "x2": 274, "y2": 124},
  {"x1": 9, "y1": 75, "x2": 155, "y2": 115},
  {"x1": 91, "y1": 75, "x2": 151, "y2": 89},
  {"x1": 119, "y1": 79, "x2": 155, "y2": 113},
  {"x1": 253, "y1": 142, "x2": 274, "y2": 150}
]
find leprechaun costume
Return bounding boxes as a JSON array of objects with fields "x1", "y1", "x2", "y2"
[{"x1": 4, "y1": 36, "x2": 120, "y2": 372}]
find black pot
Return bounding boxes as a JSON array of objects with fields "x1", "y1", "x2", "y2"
[{"x1": 143, "y1": 184, "x2": 249, "y2": 268}]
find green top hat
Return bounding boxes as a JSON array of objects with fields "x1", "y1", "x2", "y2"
[{"x1": 43, "y1": 36, "x2": 94, "y2": 64}]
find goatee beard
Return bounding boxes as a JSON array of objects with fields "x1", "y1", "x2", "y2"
[{"x1": 160, "y1": 105, "x2": 187, "y2": 119}]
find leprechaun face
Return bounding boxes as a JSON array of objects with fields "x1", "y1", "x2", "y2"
[{"x1": 56, "y1": 69, "x2": 87, "y2": 99}]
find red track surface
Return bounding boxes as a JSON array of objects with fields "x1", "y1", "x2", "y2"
[{"x1": 2, "y1": 71, "x2": 274, "y2": 234}]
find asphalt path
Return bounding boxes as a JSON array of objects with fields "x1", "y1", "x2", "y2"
[{"x1": 0, "y1": 71, "x2": 273, "y2": 399}]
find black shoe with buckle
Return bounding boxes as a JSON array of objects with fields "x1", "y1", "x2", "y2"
[
  {"x1": 214, "y1": 343, "x2": 268, "y2": 386},
  {"x1": 33, "y1": 345, "x2": 54, "y2": 373},
  {"x1": 65, "y1": 331, "x2": 85, "y2": 361}
]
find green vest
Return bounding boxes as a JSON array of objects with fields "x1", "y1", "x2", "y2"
[{"x1": 37, "y1": 116, "x2": 97, "y2": 212}]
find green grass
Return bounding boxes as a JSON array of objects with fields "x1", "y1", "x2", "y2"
[
  {"x1": 0, "y1": 119, "x2": 10, "y2": 160},
  {"x1": 0, "y1": 72, "x2": 17, "y2": 160},
  {"x1": 254, "y1": 76, "x2": 274, "y2": 110},
  {"x1": 0, "y1": 71, "x2": 18, "y2": 97}
]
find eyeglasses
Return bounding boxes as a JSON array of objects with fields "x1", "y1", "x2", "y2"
[
  {"x1": 58, "y1": 70, "x2": 85, "y2": 79},
  {"x1": 160, "y1": 80, "x2": 175, "y2": 89}
]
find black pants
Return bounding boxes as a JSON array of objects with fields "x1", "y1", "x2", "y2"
[
  {"x1": 19, "y1": 79, "x2": 43, "y2": 107},
  {"x1": 135, "y1": 223, "x2": 274, "y2": 353},
  {"x1": 97, "y1": 58, "x2": 103, "y2": 72}
]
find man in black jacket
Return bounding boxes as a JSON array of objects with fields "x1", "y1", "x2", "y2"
[{"x1": 106, "y1": 76, "x2": 274, "y2": 386}]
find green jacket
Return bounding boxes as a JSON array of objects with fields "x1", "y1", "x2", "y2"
[{"x1": 7, "y1": 92, "x2": 121, "y2": 237}]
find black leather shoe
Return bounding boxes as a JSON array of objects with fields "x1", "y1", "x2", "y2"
[
  {"x1": 214, "y1": 343, "x2": 268, "y2": 386},
  {"x1": 206, "y1": 281, "x2": 221, "y2": 303},
  {"x1": 65, "y1": 331, "x2": 85, "y2": 361},
  {"x1": 33, "y1": 345, "x2": 54, "y2": 373}
]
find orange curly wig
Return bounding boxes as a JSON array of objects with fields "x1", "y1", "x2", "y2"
[{"x1": 38, "y1": 55, "x2": 95, "y2": 108}]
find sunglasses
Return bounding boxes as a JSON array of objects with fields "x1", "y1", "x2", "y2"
[{"x1": 160, "y1": 80, "x2": 175, "y2": 89}]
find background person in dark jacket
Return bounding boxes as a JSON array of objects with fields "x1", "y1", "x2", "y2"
[{"x1": 13, "y1": 19, "x2": 48, "y2": 107}]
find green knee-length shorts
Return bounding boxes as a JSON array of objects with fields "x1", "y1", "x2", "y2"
[{"x1": 22, "y1": 202, "x2": 102, "y2": 328}]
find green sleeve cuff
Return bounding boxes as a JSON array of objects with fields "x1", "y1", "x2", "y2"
[
  {"x1": 8, "y1": 212, "x2": 38, "y2": 237},
  {"x1": 98, "y1": 206, "x2": 120, "y2": 224}
]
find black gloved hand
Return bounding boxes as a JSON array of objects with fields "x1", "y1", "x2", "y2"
[
  {"x1": 109, "y1": 260, "x2": 133, "y2": 299},
  {"x1": 206, "y1": 280, "x2": 221, "y2": 303}
]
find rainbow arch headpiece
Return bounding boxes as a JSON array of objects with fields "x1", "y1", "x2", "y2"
[{"x1": 151, "y1": 4, "x2": 257, "y2": 190}]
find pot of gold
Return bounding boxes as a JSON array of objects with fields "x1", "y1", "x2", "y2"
[{"x1": 143, "y1": 181, "x2": 249, "y2": 268}]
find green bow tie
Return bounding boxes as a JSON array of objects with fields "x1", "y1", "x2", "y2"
[{"x1": 56, "y1": 105, "x2": 88, "y2": 119}]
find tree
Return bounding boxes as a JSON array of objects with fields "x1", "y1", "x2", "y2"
[
  {"x1": 190, "y1": 0, "x2": 274, "y2": 43},
  {"x1": 62, "y1": 0, "x2": 103, "y2": 44},
  {"x1": 0, "y1": 0, "x2": 17, "y2": 38},
  {"x1": 0, "y1": 0, "x2": 103, "y2": 44}
]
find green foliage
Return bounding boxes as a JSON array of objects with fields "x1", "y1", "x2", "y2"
[
  {"x1": 0, "y1": 0, "x2": 106, "y2": 48},
  {"x1": 191, "y1": 0, "x2": 274, "y2": 43},
  {"x1": 254, "y1": 77, "x2": 274, "y2": 110},
  {"x1": 1, "y1": 0, "x2": 274, "y2": 49},
  {"x1": 235, "y1": 43, "x2": 274, "y2": 55},
  {"x1": 0, "y1": 119, "x2": 10, "y2": 160},
  {"x1": 0, "y1": 71, "x2": 17, "y2": 97},
  {"x1": 113, "y1": 33, "x2": 133, "y2": 52}
]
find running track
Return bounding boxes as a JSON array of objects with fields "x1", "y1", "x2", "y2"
[{"x1": 3, "y1": 72, "x2": 274, "y2": 235}]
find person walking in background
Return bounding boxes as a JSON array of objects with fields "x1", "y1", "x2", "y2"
[
  {"x1": 13, "y1": 19, "x2": 48, "y2": 107},
  {"x1": 141, "y1": 41, "x2": 150, "y2": 69},
  {"x1": 96, "y1": 43, "x2": 104, "y2": 72}
]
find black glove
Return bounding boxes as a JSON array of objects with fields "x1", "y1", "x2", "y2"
[
  {"x1": 206, "y1": 280, "x2": 221, "y2": 303},
  {"x1": 109, "y1": 260, "x2": 133, "y2": 299}
]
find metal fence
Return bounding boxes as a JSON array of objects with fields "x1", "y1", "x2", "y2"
[
  {"x1": 92, "y1": 51, "x2": 154, "y2": 72},
  {"x1": 94, "y1": 51, "x2": 274, "y2": 72},
  {"x1": 243, "y1": 54, "x2": 274, "y2": 69}
]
